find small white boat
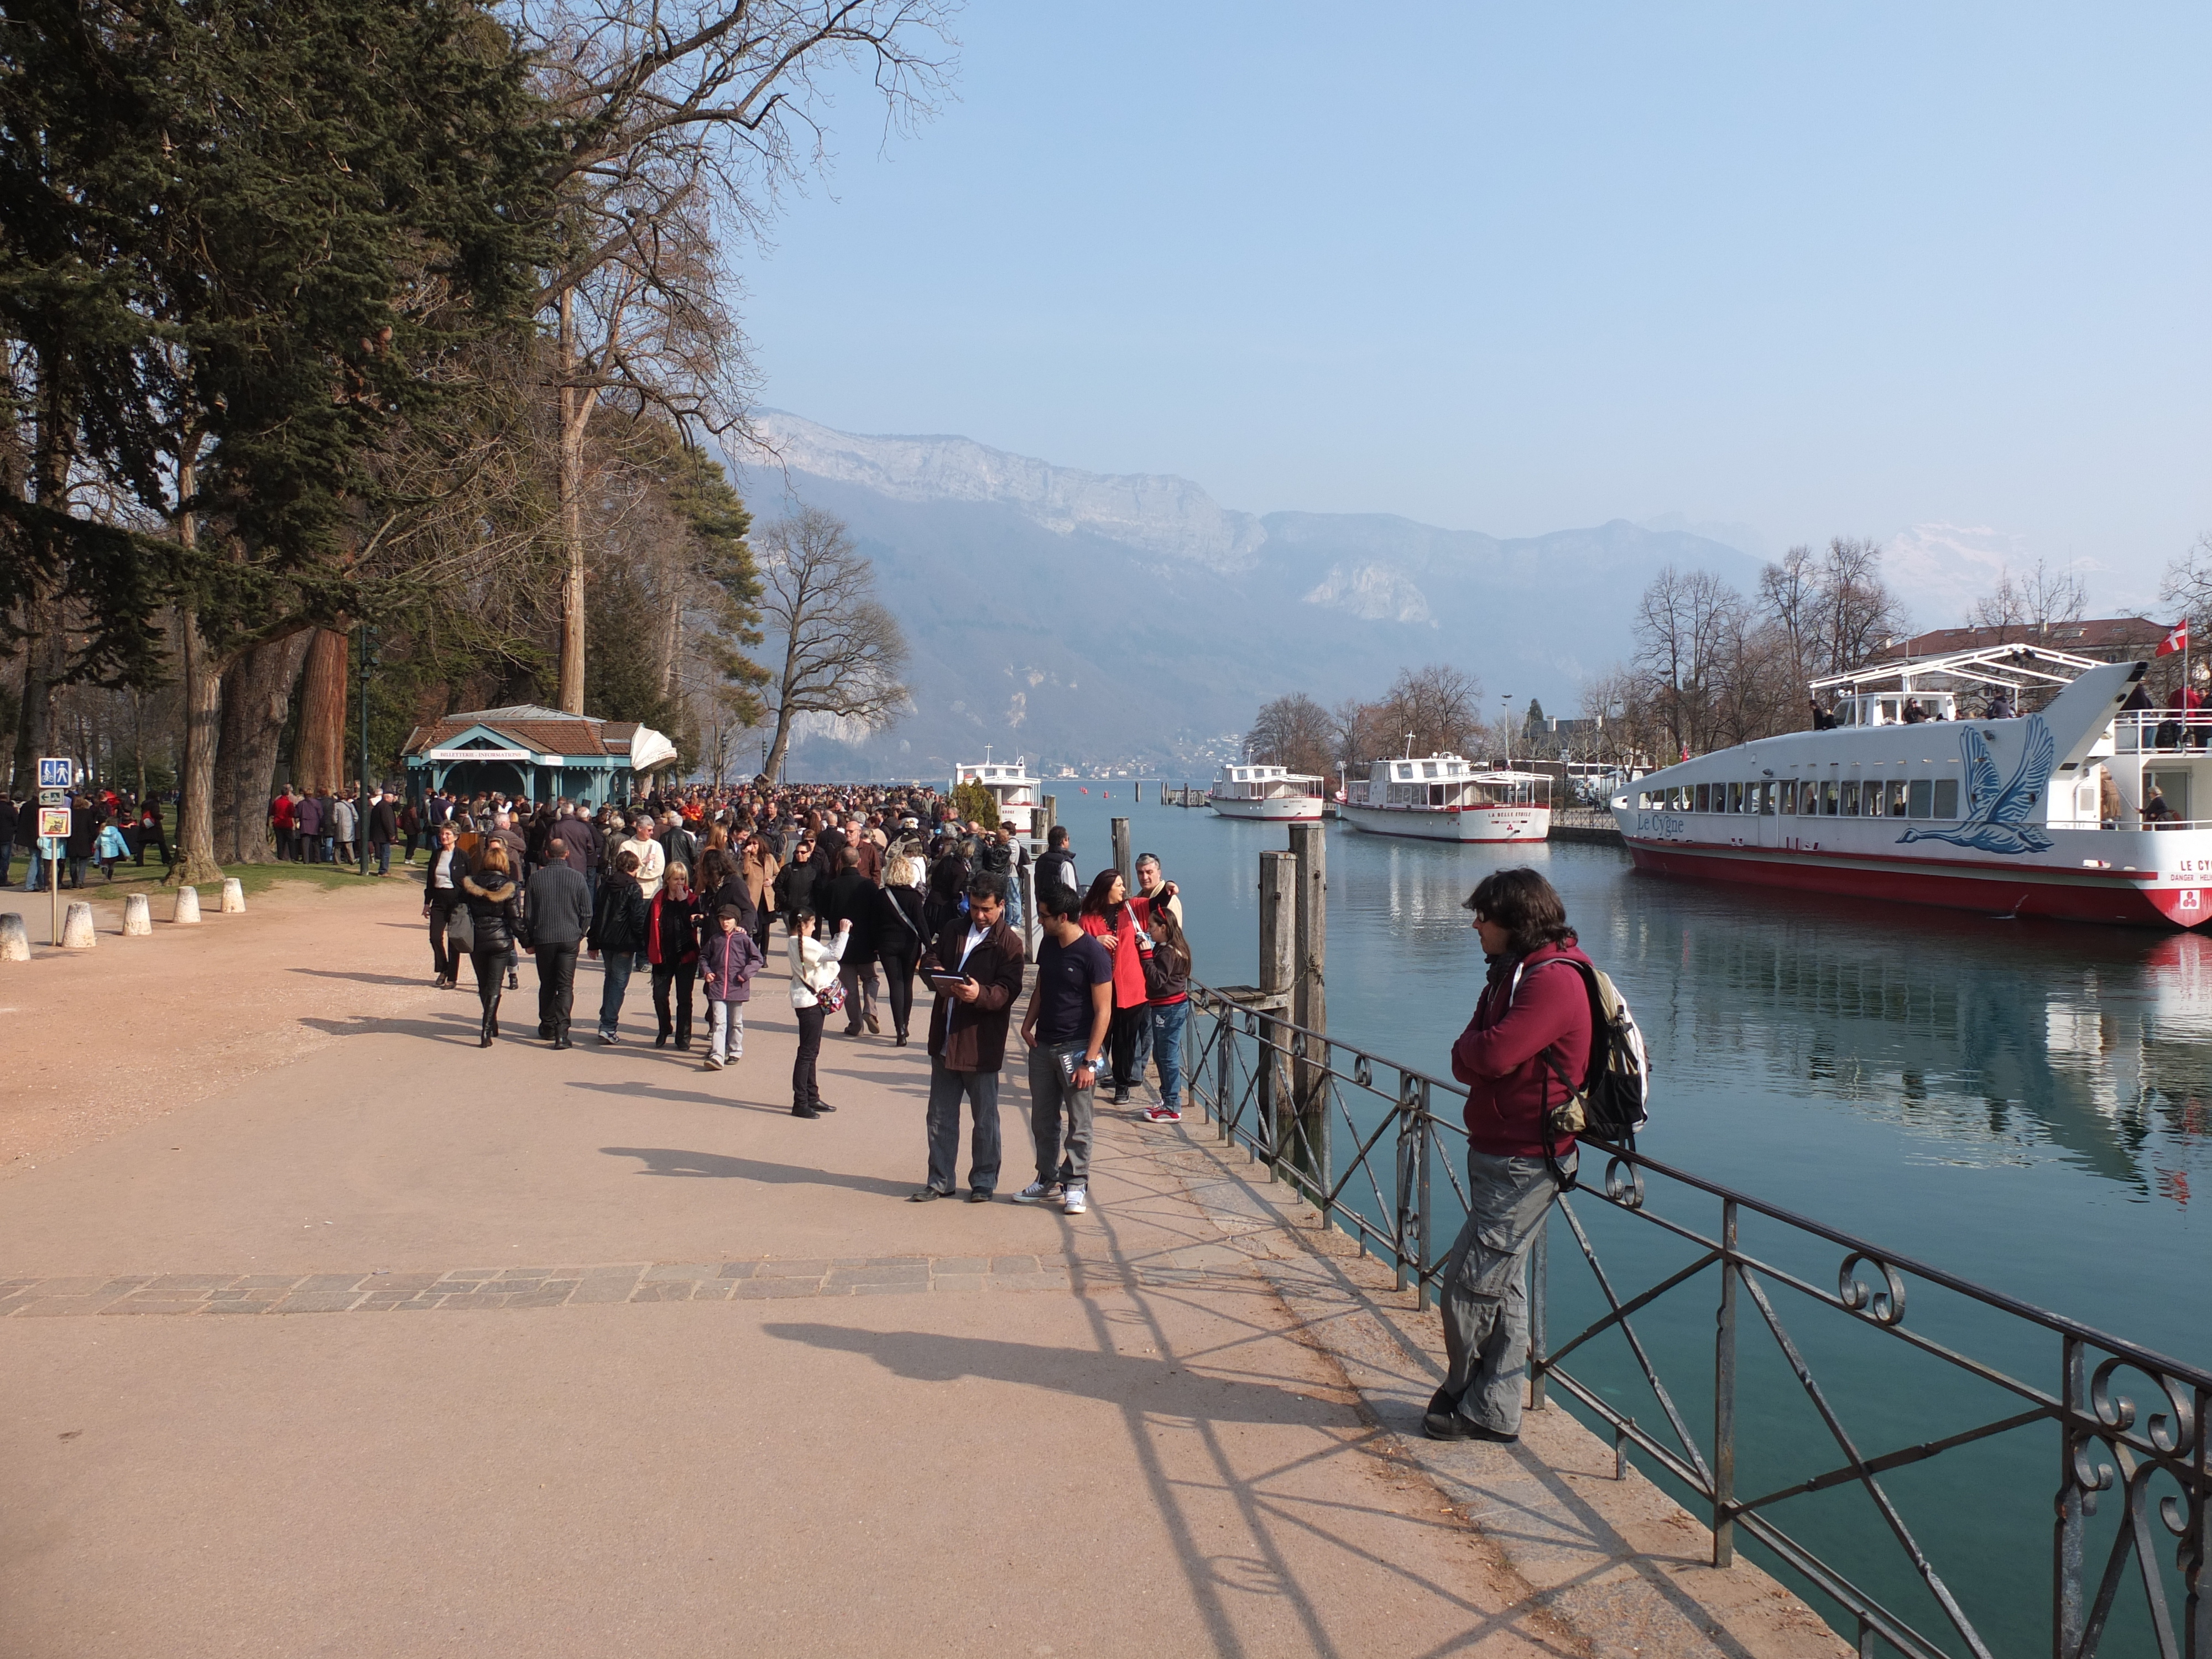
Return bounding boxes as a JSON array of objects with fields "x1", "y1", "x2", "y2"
[
  {"x1": 1208, "y1": 764, "x2": 1326, "y2": 821},
  {"x1": 951, "y1": 754, "x2": 1039, "y2": 835},
  {"x1": 1341, "y1": 756, "x2": 1552, "y2": 842}
]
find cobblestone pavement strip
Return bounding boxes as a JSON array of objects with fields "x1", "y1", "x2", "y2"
[{"x1": 0, "y1": 1253, "x2": 1110, "y2": 1314}]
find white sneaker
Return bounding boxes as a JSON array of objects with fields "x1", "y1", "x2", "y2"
[
  {"x1": 701, "y1": 1055, "x2": 723, "y2": 1070},
  {"x1": 1013, "y1": 1181, "x2": 1062, "y2": 1206},
  {"x1": 1062, "y1": 1187, "x2": 1088, "y2": 1215}
]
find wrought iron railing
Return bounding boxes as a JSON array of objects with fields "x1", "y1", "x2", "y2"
[{"x1": 1180, "y1": 982, "x2": 2211, "y2": 1659}]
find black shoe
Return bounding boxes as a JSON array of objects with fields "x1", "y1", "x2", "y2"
[
  {"x1": 1422, "y1": 1411, "x2": 1517, "y2": 1443},
  {"x1": 553, "y1": 1036, "x2": 572, "y2": 1051},
  {"x1": 895, "y1": 1033, "x2": 908, "y2": 1047},
  {"x1": 843, "y1": 1025, "x2": 863, "y2": 1037},
  {"x1": 908, "y1": 1186, "x2": 951, "y2": 1202},
  {"x1": 811, "y1": 1098, "x2": 837, "y2": 1113},
  {"x1": 1112, "y1": 1088, "x2": 1132, "y2": 1105},
  {"x1": 539, "y1": 1025, "x2": 553, "y2": 1041},
  {"x1": 1426, "y1": 1386, "x2": 1457, "y2": 1418},
  {"x1": 966, "y1": 1188, "x2": 992, "y2": 1203},
  {"x1": 655, "y1": 1032, "x2": 669, "y2": 1048},
  {"x1": 506, "y1": 971, "x2": 519, "y2": 990},
  {"x1": 676, "y1": 1037, "x2": 691, "y2": 1052},
  {"x1": 792, "y1": 1103, "x2": 821, "y2": 1119},
  {"x1": 479, "y1": 1031, "x2": 494, "y2": 1049}
]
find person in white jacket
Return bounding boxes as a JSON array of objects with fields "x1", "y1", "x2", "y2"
[{"x1": 787, "y1": 906, "x2": 850, "y2": 1118}]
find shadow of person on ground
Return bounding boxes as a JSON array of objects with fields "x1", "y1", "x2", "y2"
[
  {"x1": 298, "y1": 1014, "x2": 481, "y2": 1045},
  {"x1": 761, "y1": 1321, "x2": 1352, "y2": 1427},
  {"x1": 569, "y1": 1079, "x2": 787, "y2": 1116},
  {"x1": 290, "y1": 968, "x2": 436, "y2": 986},
  {"x1": 600, "y1": 1147, "x2": 913, "y2": 1196}
]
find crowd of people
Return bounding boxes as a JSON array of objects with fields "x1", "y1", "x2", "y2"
[
  {"x1": 405, "y1": 778, "x2": 1202, "y2": 1222},
  {"x1": 0, "y1": 787, "x2": 171, "y2": 890}
]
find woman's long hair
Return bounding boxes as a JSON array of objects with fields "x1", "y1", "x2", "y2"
[
  {"x1": 1146, "y1": 902, "x2": 1191, "y2": 975},
  {"x1": 1080, "y1": 868, "x2": 1123, "y2": 917},
  {"x1": 1463, "y1": 867, "x2": 1575, "y2": 958},
  {"x1": 475, "y1": 841, "x2": 512, "y2": 878}
]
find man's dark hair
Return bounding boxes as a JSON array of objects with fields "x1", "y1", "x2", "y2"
[
  {"x1": 1463, "y1": 867, "x2": 1576, "y2": 958},
  {"x1": 1038, "y1": 881, "x2": 1082, "y2": 921},
  {"x1": 966, "y1": 870, "x2": 1007, "y2": 906},
  {"x1": 1047, "y1": 825, "x2": 1070, "y2": 848},
  {"x1": 615, "y1": 849, "x2": 640, "y2": 876}
]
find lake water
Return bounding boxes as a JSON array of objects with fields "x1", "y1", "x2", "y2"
[{"x1": 1039, "y1": 785, "x2": 2211, "y2": 1654}]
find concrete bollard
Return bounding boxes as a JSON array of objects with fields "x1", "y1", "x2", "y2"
[
  {"x1": 123, "y1": 893, "x2": 153, "y2": 935},
  {"x1": 61, "y1": 901, "x2": 97, "y2": 950},
  {"x1": 221, "y1": 878, "x2": 246, "y2": 914},
  {"x1": 0, "y1": 912, "x2": 28, "y2": 961},
  {"x1": 173, "y1": 885, "x2": 201, "y2": 924}
]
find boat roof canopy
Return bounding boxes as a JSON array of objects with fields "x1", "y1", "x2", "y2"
[{"x1": 1808, "y1": 643, "x2": 2103, "y2": 697}]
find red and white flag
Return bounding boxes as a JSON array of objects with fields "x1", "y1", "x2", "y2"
[{"x1": 2158, "y1": 619, "x2": 2190, "y2": 657}]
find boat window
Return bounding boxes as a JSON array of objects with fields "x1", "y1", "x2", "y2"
[
  {"x1": 1864, "y1": 780, "x2": 1884, "y2": 817},
  {"x1": 1429, "y1": 784, "x2": 1447, "y2": 806},
  {"x1": 1840, "y1": 780, "x2": 1859, "y2": 815},
  {"x1": 1821, "y1": 780, "x2": 1840, "y2": 816},
  {"x1": 1907, "y1": 778, "x2": 1932, "y2": 818},
  {"x1": 1694, "y1": 783, "x2": 1710, "y2": 813},
  {"x1": 1933, "y1": 778, "x2": 1959, "y2": 818},
  {"x1": 1885, "y1": 781, "x2": 1908, "y2": 816},
  {"x1": 1759, "y1": 782, "x2": 1776, "y2": 815},
  {"x1": 1726, "y1": 782, "x2": 1744, "y2": 813},
  {"x1": 1422, "y1": 763, "x2": 1439, "y2": 779},
  {"x1": 1778, "y1": 779, "x2": 1797, "y2": 813}
]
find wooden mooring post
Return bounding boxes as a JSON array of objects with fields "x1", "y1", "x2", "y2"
[
  {"x1": 1038, "y1": 794, "x2": 1056, "y2": 847},
  {"x1": 1111, "y1": 817, "x2": 1131, "y2": 888},
  {"x1": 1258, "y1": 851, "x2": 1298, "y2": 1178},
  {"x1": 1288, "y1": 823, "x2": 1329, "y2": 1217}
]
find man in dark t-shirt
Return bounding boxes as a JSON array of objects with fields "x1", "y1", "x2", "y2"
[{"x1": 1018, "y1": 881, "x2": 1114, "y2": 1215}]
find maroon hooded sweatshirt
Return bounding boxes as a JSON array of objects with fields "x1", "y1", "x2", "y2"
[{"x1": 1450, "y1": 940, "x2": 1597, "y2": 1158}]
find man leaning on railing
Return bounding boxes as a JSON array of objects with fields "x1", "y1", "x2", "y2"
[{"x1": 1426, "y1": 868, "x2": 1595, "y2": 1444}]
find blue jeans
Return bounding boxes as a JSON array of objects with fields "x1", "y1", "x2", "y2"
[
  {"x1": 597, "y1": 948, "x2": 639, "y2": 1037},
  {"x1": 1149, "y1": 998, "x2": 1189, "y2": 1107},
  {"x1": 375, "y1": 842, "x2": 393, "y2": 875}
]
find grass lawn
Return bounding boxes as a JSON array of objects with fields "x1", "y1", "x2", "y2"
[{"x1": 11, "y1": 855, "x2": 430, "y2": 904}]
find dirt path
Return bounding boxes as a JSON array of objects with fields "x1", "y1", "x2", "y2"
[{"x1": 0, "y1": 874, "x2": 434, "y2": 1172}]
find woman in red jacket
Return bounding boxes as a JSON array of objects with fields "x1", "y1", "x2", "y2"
[
  {"x1": 1427, "y1": 867, "x2": 1594, "y2": 1444},
  {"x1": 1077, "y1": 869, "x2": 1149, "y2": 1104}
]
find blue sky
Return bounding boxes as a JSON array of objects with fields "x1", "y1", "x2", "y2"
[{"x1": 737, "y1": 2, "x2": 2208, "y2": 616}]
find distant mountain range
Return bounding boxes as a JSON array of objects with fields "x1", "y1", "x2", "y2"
[{"x1": 723, "y1": 413, "x2": 1765, "y2": 779}]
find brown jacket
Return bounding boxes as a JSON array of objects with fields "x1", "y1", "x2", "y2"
[{"x1": 922, "y1": 915, "x2": 1026, "y2": 1073}]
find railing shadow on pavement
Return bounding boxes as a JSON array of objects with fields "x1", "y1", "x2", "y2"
[{"x1": 1178, "y1": 980, "x2": 2212, "y2": 1659}]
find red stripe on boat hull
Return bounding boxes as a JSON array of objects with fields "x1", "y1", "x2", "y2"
[{"x1": 1623, "y1": 841, "x2": 2201, "y2": 931}]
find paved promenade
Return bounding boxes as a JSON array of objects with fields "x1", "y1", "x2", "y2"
[{"x1": 0, "y1": 879, "x2": 1843, "y2": 1657}]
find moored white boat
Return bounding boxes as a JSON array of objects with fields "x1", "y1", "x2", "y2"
[
  {"x1": 1608, "y1": 646, "x2": 2207, "y2": 930},
  {"x1": 951, "y1": 754, "x2": 1039, "y2": 836},
  {"x1": 1207, "y1": 764, "x2": 1325, "y2": 821},
  {"x1": 1340, "y1": 755, "x2": 1552, "y2": 842}
]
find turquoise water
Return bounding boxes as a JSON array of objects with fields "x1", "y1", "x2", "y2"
[{"x1": 1042, "y1": 787, "x2": 2211, "y2": 1655}]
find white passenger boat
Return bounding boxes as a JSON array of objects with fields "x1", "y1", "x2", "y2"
[
  {"x1": 1340, "y1": 755, "x2": 1552, "y2": 842},
  {"x1": 951, "y1": 754, "x2": 1039, "y2": 836},
  {"x1": 1609, "y1": 646, "x2": 2206, "y2": 930},
  {"x1": 1207, "y1": 764, "x2": 1326, "y2": 821}
]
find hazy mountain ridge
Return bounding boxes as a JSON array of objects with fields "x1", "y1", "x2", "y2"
[{"x1": 729, "y1": 415, "x2": 1767, "y2": 780}]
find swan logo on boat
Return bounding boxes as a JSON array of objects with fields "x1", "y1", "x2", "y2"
[{"x1": 1895, "y1": 717, "x2": 2056, "y2": 855}]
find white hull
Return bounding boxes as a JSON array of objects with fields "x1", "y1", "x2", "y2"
[
  {"x1": 1208, "y1": 794, "x2": 1324, "y2": 822},
  {"x1": 1339, "y1": 802, "x2": 1551, "y2": 843}
]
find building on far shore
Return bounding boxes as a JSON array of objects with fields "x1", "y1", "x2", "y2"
[
  {"x1": 400, "y1": 706, "x2": 677, "y2": 806},
  {"x1": 1871, "y1": 616, "x2": 2167, "y2": 667}
]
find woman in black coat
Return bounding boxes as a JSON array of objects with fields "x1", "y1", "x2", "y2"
[
  {"x1": 461, "y1": 842, "x2": 525, "y2": 1046},
  {"x1": 874, "y1": 852, "x2": 931, "y2": 1047},
  {"x1": 587, "y1": 848, "x2": 651, "y2": 1045},
  {"x1": 421, "y1": 822, "x2": 470, "y2": 988}
]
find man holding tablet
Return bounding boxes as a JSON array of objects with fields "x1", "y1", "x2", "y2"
[
  {"x1": 911, "y1": 871, "x2": 1027, "y2": 1202},
  {"x1": 1016, "y1": 882, "x2": 1114, "y2": 1216}
]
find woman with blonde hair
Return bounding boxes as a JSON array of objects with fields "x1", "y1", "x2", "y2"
[
  {"x1": 460, "y1": 839, "x2": 525, "y2": 1046},
  {"x1": 874, "y1": 853, "x2": 930, "y2": 1047}
]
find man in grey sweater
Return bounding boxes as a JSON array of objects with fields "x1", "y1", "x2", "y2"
[{"x1": 526, "y1": 837, "x2": 595, "y2": 1049}]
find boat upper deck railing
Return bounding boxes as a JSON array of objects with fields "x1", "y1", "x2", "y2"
[{"x1": 2112, "y1": 708, "x2": 2210, "y2": 753}]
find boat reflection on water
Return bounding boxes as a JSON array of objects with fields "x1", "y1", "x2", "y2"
[{"x1": 1592, "y1": 893, "x2": 2212, "y2": 1200}]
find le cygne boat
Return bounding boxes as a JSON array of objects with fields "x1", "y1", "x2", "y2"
[{"x1": 1609, "y1": 646, "x2": 2203, "y2": 928}]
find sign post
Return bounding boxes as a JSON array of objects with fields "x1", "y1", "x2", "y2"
[{"x1": 36, "y1": 759, "x2": 70, "y2": 946}]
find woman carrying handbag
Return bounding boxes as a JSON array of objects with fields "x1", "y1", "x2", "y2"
[
  {"x1": 461, "y1": 842, "x2": 525, "y2": 1046},
  {"x1": 787, "y1": 906, "x2": 850, "y2": 1118},
  {"x1": 874, "y1": 853, "x2": 930, "y2": 1047}
]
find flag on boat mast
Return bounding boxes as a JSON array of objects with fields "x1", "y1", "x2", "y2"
[{"x1": 2157, "y1": 618, "x2": 2190, "y2": 657}]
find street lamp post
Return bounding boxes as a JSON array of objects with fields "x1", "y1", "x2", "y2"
[{"x1": 1501, "y1": 695, "x2": 1514, "y2": 770}]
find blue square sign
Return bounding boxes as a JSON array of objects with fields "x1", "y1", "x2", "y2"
[{"x1": 37, "y1": 757, "x2": 71, "y2": 790}]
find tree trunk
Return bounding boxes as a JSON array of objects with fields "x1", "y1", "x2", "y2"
[
  {"x1": 294, "y1": 626, "x2": 349, "y2": 792},
  {"x1": 556, "y1": 286, "x2": 587, "y2": 713},
  {"x1": 10, "y1": 598, "x2": 60, "y2": 791},
  {"x1": 215, "y1": 631, "x2": 310, "y2": 862},
  {"x1": 173, "y1": 603, "x2": 225, "y2": 885}
]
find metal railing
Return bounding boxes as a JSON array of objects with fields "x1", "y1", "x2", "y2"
[
  {"x1": 1180, "y1": 982, "x2": 2211, "y2": 1659},
  {"x1": 2115, "y1": 711, "x2": 2210, "y2": 755}
]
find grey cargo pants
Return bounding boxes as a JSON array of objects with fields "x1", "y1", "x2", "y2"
[{"x1": 1436, "y1": 1150, "x2": 1568, "y2": 1437}]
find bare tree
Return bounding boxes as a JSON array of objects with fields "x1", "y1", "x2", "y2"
[
  {"x1": 1373, "y1": 663, "x2": 1483, "y2": 758},
  {"x1": 1245, "y1": 692, "x2": 1333, "y2": 776},
  {"x1": 1970, "y1": 557, "x2": 2089, "y2": 642},
  {"x1": 755, "y1": 506, "x2": 907, "y2": 779},
  {"x1": 516, "y1": 0, "x2": 954, "y2": 713}
]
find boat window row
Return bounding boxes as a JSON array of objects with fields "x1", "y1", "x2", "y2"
[{"x1": 1638, "y1": 778, "x2": 1961, "y2": 819}]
